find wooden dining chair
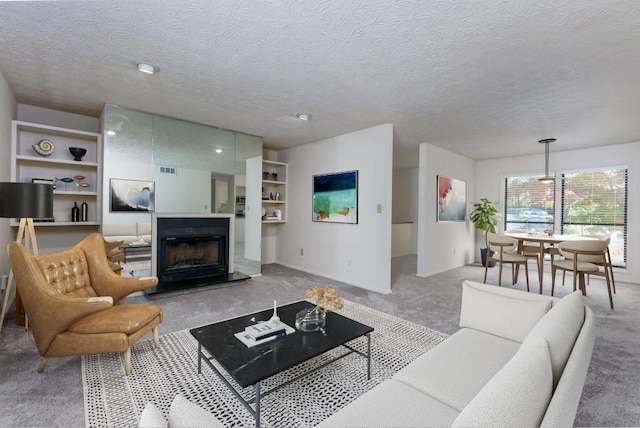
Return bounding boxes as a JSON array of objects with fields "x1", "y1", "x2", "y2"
[
  {"x1": 581, "y1": 234, "x2": 616, "y2": 294},
  {"x1": 504, "y1": 230, "x2": 541, "y2": 291},
  {"x1": 551, "y1": 240, "x2": 614, "y2": 309},
  {"x1": 483, "y1": 232, "x2": 530, "y2": 290}
]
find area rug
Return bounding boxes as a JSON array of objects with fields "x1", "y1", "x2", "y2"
[{"x1": 82, "y1": 300, "x2": 448, "y2": 428}]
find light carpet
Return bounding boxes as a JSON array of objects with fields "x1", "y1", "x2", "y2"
[{"x1": 82, "y1": 300, "x2": 448, "y2": 428}]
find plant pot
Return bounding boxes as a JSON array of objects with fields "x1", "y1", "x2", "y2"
[{"x1": 481, "y1": 248, "x2": 496, "y2": 267}]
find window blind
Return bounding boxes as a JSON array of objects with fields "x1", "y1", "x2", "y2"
[{"x1": 561, "y1": 168, "x2": 628, "y2": 267}]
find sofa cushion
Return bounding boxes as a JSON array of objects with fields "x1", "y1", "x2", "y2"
[
  {"x1": 137, "y1": 222, "x2": 152, "y2": 236},
  {"x1": 139, "y1": 395, "x2": 224, "y2": 428},
  {"x1": 451, "y1": 336, "x2": 553, "y2": 427},
  {"x1": 393, "y1": 328, "x2": 519, "y2": 412},
  {"x1": 69, "y1": 304, "x2": 161, "y2": 335},
  {"x1": 317, "y1": 379, "x2": 459, "y2": 427},
  {"x1": 522, "y1": 290, "x2": 585, "y2": 389},
  {"x1": 460, "y1": 281, "x2": 552, "y2": 342},
  {"x1": 103, "y1": 223, "x2": 137, "y2": 237}
]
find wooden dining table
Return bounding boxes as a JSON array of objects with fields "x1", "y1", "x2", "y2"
[{"x1": 503, "y1": 232, "x2": 597, "y2": 293}]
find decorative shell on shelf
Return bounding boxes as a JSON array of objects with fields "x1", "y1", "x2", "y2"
[{"x1": 32, "y1": 139, "x2": 55, "y2": 156}]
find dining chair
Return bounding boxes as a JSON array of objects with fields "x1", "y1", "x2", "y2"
[
  {"x1": 483, "y1": 232, "x2": 530, "y2": 290},
  {"x1": 581, "y1": 234, "x2": 616, "y2": 294},
  {"x1": 504, "y1": 230, "x2": 541, "y2": 291},
  {"x1": 551, "y1": 240, "x2": 614, "y2": 309}
]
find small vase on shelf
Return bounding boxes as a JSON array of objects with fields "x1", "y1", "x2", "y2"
[
  {"x1": 71, "y1": 202, "x2": 80, "y2": 222},
  {"x1": 80, "y1": 200, "x2": 88, "y2": 221}
]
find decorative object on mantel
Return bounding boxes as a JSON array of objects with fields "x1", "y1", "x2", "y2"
[
  {"x1": 296, "y1": 285, "x2": 344, "y2": 332},
  {"x1": 32, "y1": 139, "x2": 55, "y2": 156},
  {"x1": 69, "y1": 146, "x2": 87, "y2": 161}
]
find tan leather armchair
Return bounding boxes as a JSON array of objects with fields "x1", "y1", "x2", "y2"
[{"x1": 7, "y1": 232, "x2": 163, "y2": 375}]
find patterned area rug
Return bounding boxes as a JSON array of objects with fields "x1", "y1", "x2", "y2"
[{"x1": 82, "y1": 300, "x2": 448, "y2": 428}]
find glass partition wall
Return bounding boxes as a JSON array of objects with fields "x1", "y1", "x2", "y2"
[{"x1": 101, "y1": 105, "x2": 263, "y2": 275}]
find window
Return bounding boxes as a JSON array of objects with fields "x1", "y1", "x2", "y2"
[
  {"x1": 561, "y1": 168, "x2": 628, "y2": 267},
  {"x1": 504, "y1": 175, "x2": 555, "y2": 232}
]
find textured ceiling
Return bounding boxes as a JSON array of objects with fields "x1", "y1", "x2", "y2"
[{"x1": 1, "y1": 1, "x2": 640, "y2": 168}]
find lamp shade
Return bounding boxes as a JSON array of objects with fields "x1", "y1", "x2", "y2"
[{"x1": 0, "y1": 182, "x2": 54, "y2": 219}]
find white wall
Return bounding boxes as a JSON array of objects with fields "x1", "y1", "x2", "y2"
[
  {"x1": 476, "y1": 141, "x2": 640, "y2": 285},
  {"x1": 0, "y1": 70, "x2": 17, "y2": 277},
  {"x1": 392, "y1": 167, "x2": 419, "y2": 255},
  {"x1": 417, "y1": 143, "x2": 476, "y2": 277},
  {"x1": 275, "y1": 124, "x2": 394, "y2": 294}
]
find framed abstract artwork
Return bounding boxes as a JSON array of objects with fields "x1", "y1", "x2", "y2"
[
  {"x1": 437, "y1": 175, "x2": 466, "y2": 222},
  {"x1": 312, "y1": 170, "x2": 358, "y2": 224},
  {"x1": 110, "y1": 178, "x2": 155, "y2": 212}
]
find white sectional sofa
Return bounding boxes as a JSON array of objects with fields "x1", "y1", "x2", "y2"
[
  {"x1": 319, "y1": 280, "x2": 595, "y2": 427},
  {"x1": 102, "y1": 222, "x2": 152, "y2": 246}
]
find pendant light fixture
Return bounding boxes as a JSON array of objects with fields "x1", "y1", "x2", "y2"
[{"x1": 538, "y1": 138, "x2": 556, "y2": 183}]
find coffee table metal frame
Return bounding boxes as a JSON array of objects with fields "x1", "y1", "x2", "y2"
[{"x1": 191, "y1": 301, "x2": 373, "y2": 427}]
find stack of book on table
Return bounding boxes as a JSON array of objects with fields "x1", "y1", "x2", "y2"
[{"x1": 234, "y1": 319, "x2": 295, "y2": 347}]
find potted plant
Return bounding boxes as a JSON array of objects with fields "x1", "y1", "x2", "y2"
[{"x1": 470, "y1": 198, "x2": 500, "y2": 267}]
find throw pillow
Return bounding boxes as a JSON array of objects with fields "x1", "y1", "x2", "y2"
[
  {"x1": 139, "y1": 402, "x2": 166, "y2": 428},
  {"x1": 167, "y1": 394, "x2": 225, "y2": 428},
  {"x1": 460, "y1": 281, "x2": 552, "y2": 342},
  {"x1": 522, "y1": 290, "x2": 585, "y2": 389},
  {"x1": 451, "y1": 336, "x2": 553, "y2": 427}
]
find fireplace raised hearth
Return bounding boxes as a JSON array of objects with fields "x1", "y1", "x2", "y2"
[{"x1": 149, "y1": 214, "x2": 249, "y2": 294}]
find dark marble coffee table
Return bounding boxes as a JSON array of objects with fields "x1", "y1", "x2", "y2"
[{"x1": 190, "y1": 300, "x2": 373, "y2": 427}]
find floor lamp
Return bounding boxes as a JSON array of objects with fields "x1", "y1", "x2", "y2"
[{"x1": 0, "y1": 182, "x2": 53, "y2": 334}]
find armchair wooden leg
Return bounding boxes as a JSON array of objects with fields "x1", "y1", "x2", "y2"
[
  {"x1": 153, "y1": 326, "x2": 160, "y2": 348},
  {"x1": 37, "y1": 357, "x2": 48, "y2": 373},
  {"x1": 124, "y1": 348, "x2": 131, "y2": 376}
]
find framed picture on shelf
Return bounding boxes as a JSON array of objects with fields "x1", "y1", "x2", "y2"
[
  {"x1": 312, "y1": 170, "x2": 358, "y2": 224},
  {"x1": 110, "y1": 178, "x2": 155, "y2": 212},
  {"x1": 437, "y1": 175, "x2": 466, "y2": 222}
]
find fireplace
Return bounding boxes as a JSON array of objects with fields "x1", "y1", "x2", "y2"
[{"x1": 153, "y1": 215, "x2": 233, "y2": 284}]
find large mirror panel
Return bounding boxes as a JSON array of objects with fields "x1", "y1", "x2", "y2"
[{"x1": 101, "y1": 105, "x2": 263, "y2": 276}]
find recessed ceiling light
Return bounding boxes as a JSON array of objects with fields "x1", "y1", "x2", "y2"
[
  {"x1": 135, "y1": 61, "x2": 159, "y2": 74},
  {"x1": 296, "y1": 112, "x2": 312, "y2": 121},
  {"x1": 215, "y1": 148, "x2": 223, "y2": 153},
  {"x1": 105, "y1": 130, "x2": 116, "y2": 136}
]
